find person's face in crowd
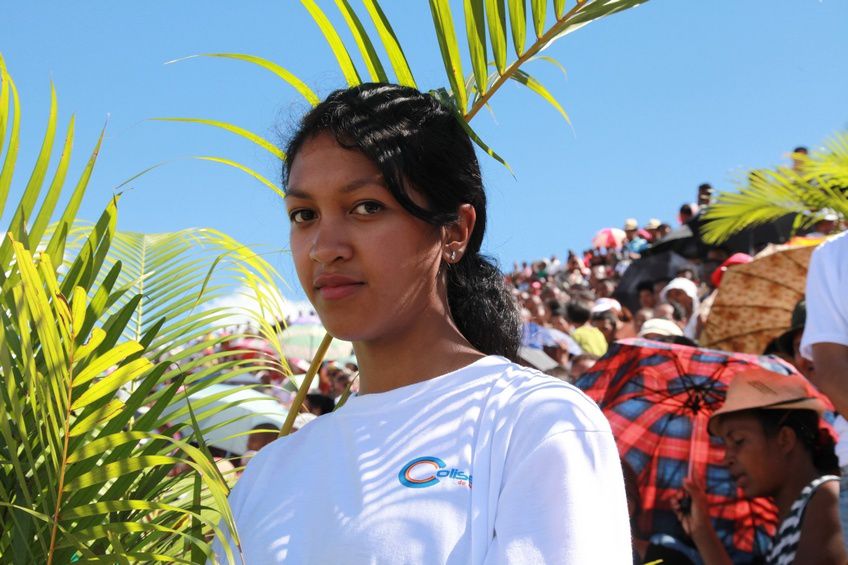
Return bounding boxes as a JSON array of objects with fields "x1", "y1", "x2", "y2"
[
  {"x1": 287, "y1": 134, "x2": 450, "y2": 343},
  {"x1": 550, "y1": 314, "x2": 570, "y2": 332},
  {"x1": 813, "y1": 219, "x2": 836, "y2": 235},
  {"x1": 638, "y1": 288, "x2": 656, "y2": 310},
  {"x1": 570, "y1": 357, "x2": 596, "y2": 381},
  {"x1": 697, "y1": 185, "x2": 713, "y2": 207},
  {"x1": 653, "y1": 303, "x2": 674, "y2": 321},
  {"x1": 624, "y1": 228, "x2": 638, "y2": 242},
  {"x1": 716, "y1": 413, "x2": 785, "y2": 499},
  {"x1": 591, "y1": 317, "x2": 617, "y2": 344},
  {"x1": 657, "y1": 224, "x2": 672, "y2": 238},
  {"x1": 328, "y1": 367, "x2": 353, "y2": 397},
  {"x1": 634, "y1": 308, "x2": 654, "y2": 331},
  {"x1": 665, "y1": 289, "x2": 693, "y2": 317},
  {"x1": 246, "y1": 428, "x2": 277, "y2": 454},
  {"x1": 791, "y1": 148, "x2": 808, "y2": 172}
]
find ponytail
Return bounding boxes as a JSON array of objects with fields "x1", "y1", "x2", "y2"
[
  {"x1": 812, "y1": 428, "x2": 840, "y2": 476},
  {"x1": 447, "y1": 253, "x2": 521, "y2": 360},
  {"x1": 758, "y1": 409, "x2": 840, "y2": 475}
]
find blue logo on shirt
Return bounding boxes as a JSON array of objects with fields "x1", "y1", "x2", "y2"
[{"x1": 398, "y1": 456, "x2": 472, "y2": 489}]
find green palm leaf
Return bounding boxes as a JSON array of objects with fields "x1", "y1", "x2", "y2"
[{"x1": 702, "y1": 131, "x2": 848, "y2": 244}]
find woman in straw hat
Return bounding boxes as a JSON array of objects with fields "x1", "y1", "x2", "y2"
[{"x1": 673, "y1": 369, "x2": 845, "y2": 564}]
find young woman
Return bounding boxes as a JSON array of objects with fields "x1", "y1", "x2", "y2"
[
  {"x1": 213, "y1": 84, "x2": 630, "y2": 563},
  {"x1": 674, "y1": 369, "x2": 845, "y2": 564}
]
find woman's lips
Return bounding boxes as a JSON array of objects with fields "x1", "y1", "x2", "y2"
[
  {"x1": 317, "y1": 283, "x2": 364, "y2": 300},
  {"x1": 314, "y1": 274, "x2": 365, "y2": 301}
]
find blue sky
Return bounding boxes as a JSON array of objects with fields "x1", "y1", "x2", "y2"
[{"x1": 3, "y1": 1, "x2": 847, "y2": 300}]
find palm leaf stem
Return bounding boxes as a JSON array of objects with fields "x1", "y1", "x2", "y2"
[{"x1": 464, "y1": 0, "x2": 583, "y2": 122}]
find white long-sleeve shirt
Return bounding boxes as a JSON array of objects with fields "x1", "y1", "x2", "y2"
[{"x1": 212, "y1": 356, "x2": 631, "y2": 564}]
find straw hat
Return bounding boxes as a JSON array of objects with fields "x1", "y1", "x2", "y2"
[{"x1": 708, "y1": 369, "x2": 825, "y2": 434}]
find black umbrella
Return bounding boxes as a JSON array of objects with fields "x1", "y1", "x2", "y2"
[{"x1": 614, "y1": 251, "x2": 696, "y2": 313}]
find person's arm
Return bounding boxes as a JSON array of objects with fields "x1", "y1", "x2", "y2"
[
  {"x1": 672, "y1": 478, "x2": 733, "y2": 565},
  {"x1": 484, "y1": 429, "x2": 632, "y2": 564},
  {"x1": 801, "y1": 238, "x2": 848, "y2": 416},
  {"x1": 811, "y1": 342, "x2": 848, "y2": 418},
  {"x1": 793, "y1": 481, "x2": 846, "y2": 564}
]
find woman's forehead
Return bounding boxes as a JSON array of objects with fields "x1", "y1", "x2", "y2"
[{"x1": 717, "y1": 412, "x2": 761, "y2": 435}]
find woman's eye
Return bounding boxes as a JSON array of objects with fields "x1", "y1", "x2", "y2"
[
  {"x1": 351, "y1": 201, "x2": 383, "y2": 216},
  {"x1": 289, "y1": 209, "x2": 317, "y2": 223}
]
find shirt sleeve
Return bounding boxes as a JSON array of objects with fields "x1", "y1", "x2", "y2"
[
  {"x1": 484, "y1": 428, "x2": 632, "y2": 564},
  {"x1": 801, "y1": 239, "x2": 848, "y2": 360}
]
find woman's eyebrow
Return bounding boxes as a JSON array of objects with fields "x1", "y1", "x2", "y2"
[{"x1": 286, "y1": 175, "x2": 385, "y2": 199}]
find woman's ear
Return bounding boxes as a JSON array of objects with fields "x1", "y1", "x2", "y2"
[
  {"x1": 776, "y1": 425, "x2": 798, "y2": 455},
  {"x1": 441, "y1": 204, "x2": 476, "y2": 263}
]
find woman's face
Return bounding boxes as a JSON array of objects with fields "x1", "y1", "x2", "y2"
[
  {"x1": 285, "y1": 134, "x2": 445, "y2": 342},
  {"x1": 716, "y1": 413, "x2": 783, "y2": 498}
]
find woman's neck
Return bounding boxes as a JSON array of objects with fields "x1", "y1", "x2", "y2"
[
  {"x1": 352, "y1": 307, "x2": 484, "y2": 395},
  {"x1": 773, "y1": 456, "x2": 821, "y2": 520}
]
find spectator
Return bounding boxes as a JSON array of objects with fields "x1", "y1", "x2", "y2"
[
  {"x1": 644, "y1": 218, "x2": 662, "y2": 242},
  {"x1": 636, "y1": 280, "x2": 656, "y2": 310},
  {"x1": 633, "y1": 308, "x2": 654, "y2": 332},
  {"x1": 623, "y1": 218, "x2": 649, "y2": 256},
  {"x1": 567, "y1": 299, "x2": 609, "y2": 357},
  {"x1": 697, "y1": 183, "x2": 713, "y2": 207},
  {"x1": 792, "y1": 146, "x2": 809, "y2": 173},
  {"x1": 806, "y1": 209, "x2": 839, "y2": 239},
  {"x1": 674, "y1": 370, "x2": 844, "y2": 564},
  {"x1": 305, "y1": 393, "x2": 335, "y2": 416},
  {"x1": 800, "y1": 230, "x2": 848, "y2": 545},
  {"x1": 638, "y1": 318, "x2": 683, "y2": 341},
  {"x1": 659, "y1": 277, "x2": 700, "y2": 339},
  {"x1": 679, "y1": 203, "x2": 698, "y2": 225},
  {"x1": 591, "y1": 310, "x2": 619, "y2": 346}
]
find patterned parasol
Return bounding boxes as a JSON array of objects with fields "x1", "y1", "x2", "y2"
[
  {"x1": 701, "y1": 242, "x2": 820, "y2": 354},
  {"x1": 575, "y1": 338, "x2": 832, "y2": 561}
]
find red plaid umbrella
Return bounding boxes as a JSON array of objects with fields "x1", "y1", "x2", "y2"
[{"x1": 575, "y1": 338, "x2": 832, "y2": 561}]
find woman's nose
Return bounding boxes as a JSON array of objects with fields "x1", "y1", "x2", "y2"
[{"x1": 308, "y1": 221, "x2": 353, "y2": 265}]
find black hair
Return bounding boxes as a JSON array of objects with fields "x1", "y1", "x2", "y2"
[
  {"x1": 283, "y1": 83, "x2": 521, "y2": 359},
  {"x1": 756, "y1": 409, "x2": 839, "y2": 475},
  {"x1": 305, "y1": 393, "x2": 335, "y2": 416},
  {"x1": 636, "y1": 280, "x2": 655, "y2": 294},
  {"x1": 590, "y1": 310, "x2": 618, "y2": 325},
  {"x1": 565, "y1": 299, "x2": 592, "y2": 326},
  {"x1": 547, "y1": 299, "x2": 566, "y2": 318},
  {"x1": 697, "y1": 183, "x2": 712, "y2": 191}
]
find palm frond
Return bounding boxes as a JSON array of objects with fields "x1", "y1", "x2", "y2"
[{"x1": 702, "y1": 131, "x2": 848, "y2": 244}]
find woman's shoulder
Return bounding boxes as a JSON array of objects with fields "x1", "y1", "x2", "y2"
[{"x1": 488, "y1": 358, "x2": 610, "y2": 435}]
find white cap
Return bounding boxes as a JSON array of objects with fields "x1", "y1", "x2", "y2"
[
  {"x1": 639, "y1": 318, "x2": 684, "y2": 338},
  {"x1": 659, "y1": 277, "x2": 699, "y2": 303},
  {"x1": 591, "y1": 298, "x2": 622, "y2": 314}
]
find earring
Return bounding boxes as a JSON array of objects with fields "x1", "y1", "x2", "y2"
[{"x1": 449, "y1": 250, "x2": 456, "y2": 262}]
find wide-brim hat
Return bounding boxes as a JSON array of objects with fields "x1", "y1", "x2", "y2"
[{"x1": 708, "y1": 368, "x2": 825, "y2": 434}]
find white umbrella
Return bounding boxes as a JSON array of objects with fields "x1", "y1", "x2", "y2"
[
  {"x1": 162, "y1": 383, "x2": 287, "y2": 456},
  {"x1": 280, "y1": 323, "x2": 354, "y2": 361}
]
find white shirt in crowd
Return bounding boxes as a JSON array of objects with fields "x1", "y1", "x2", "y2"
[
  {"x1": 801, "y1": 230, "x2": 848, "y2": 465},
  {"x1": 212, "y1": 356, "x2": 631, "y2": 564}
]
